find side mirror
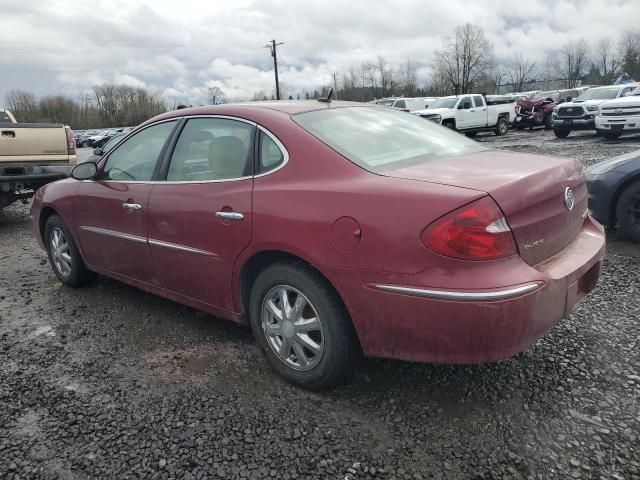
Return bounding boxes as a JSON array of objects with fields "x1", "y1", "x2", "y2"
[
  {"x1": 71, "y1": 161, "x2": 97, "y2": 181},
  {"x1": 93, "y1": 147, "x2": 103, "y2": 156}
]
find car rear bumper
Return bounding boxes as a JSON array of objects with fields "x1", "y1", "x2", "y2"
[
  {"x1": 319, "y1": 216, "x2": 605, "y2": 364},
  {"x1": 514, "y1": 114, "x2": 544, "y2": 126},
  {"x1": 586, "y1": 171, "x2": 625, "y2": 226}
]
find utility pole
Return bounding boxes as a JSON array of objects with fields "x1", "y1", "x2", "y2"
[{"x1": 267, "y1": 39, "x2": 284, "y2": 100}]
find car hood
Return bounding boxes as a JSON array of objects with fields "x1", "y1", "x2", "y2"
[
  {"x1": 567, "y1": 99, "x2": 609, "y2": 107},
  {"x1": 600, "y1": 95, "x2": 640, "y2": 108}
]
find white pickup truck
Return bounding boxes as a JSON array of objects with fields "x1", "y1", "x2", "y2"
[
  {"x1": 595, "y1": 86, "x2": 640, "y2": 139},
  {"x1": 0, "y1": 108, "x2": 76, "y2": 209},
  {"x1": 412, "y1": 94, "x2": 516, "y2": 136}
]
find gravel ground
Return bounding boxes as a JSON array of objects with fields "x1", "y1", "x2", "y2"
[{"x1": 1, "y1": 131, "x2": 639, "y2": 480}]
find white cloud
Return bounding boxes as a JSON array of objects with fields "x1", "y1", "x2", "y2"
[{"x1": 0, "y1": 0, "x2": 639, "y2": 104}]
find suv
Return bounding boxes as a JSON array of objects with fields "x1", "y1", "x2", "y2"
[
  {"x1": 595, "y1": 86, "x2": 640, "y2": 139},
  {"x1": 552, "y1": 85, "x2": 636, "y2": 137},
  {"x1": 514, "y1": 89, "x2": 579, "y2": 130}
]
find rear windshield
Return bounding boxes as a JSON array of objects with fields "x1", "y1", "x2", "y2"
[
  {"x1": 292, "y1": 106, "x2": 485, "y2": 172},
  {"x1": 575, "y1": 88, "x2": 620, "y2": 101},
  {"x1": 0, "y1": 111, "x2": 12, "y2": 122}
]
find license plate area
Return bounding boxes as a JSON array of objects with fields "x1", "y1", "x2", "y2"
[
  {"x1": 563, "y1": 119, "x2": 573, "y2": 125},
  {"x1": 611, "y1": 125, "x2": 624, "y2": 131}
]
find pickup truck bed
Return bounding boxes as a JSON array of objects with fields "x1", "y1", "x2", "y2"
[{"x1": 0, "y1": 111, "x2": 75, "y2": 210}]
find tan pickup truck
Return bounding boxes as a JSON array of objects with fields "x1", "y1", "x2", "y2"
[{"x1": 0, "y1": 108, "x2": 76, "y2": 209}]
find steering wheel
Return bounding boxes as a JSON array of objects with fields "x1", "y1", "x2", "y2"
[{"x1": 109, "y1": 167, "x2": 135, "y2": 181}]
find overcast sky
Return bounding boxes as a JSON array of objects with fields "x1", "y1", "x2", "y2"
[{"x1": 1, "y1": 0, "x2": 638, "y2": 104}]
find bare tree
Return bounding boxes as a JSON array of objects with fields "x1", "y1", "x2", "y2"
[
  {"x1": 540, "y1": 54, "x2": 559, "y2": 90},
  {"x1": 507, "y1": 52, "x2": 536, "y2": 92},
  {"x1": 560, "y1": 39, "x2": 590, "y2": 88},
  {"x1": 208, "y1": 86, "x2": 226, "y2": 105},
  {"x1": 595, "y1": 37, "x2": 622, "y2": 84},
  {"x1": 619, "y1": 30, "x2": 640, "y2": 80},
  {"x1": 434, "y1": 23, "x2": 494, "y2": 94},
  {"x1": 5, "y1": 90, "x2": 39, "y2": 122},
  {"x1": 399, "y1": 59, "x2": 418, "y2": 97},
  {"x1": 376, "y1": 56, "x2": 395, "y2": 97}
]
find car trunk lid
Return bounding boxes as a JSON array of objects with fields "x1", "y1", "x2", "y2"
[{"x1": 381, "y1": 150, "x2": 587, "y2": 265}]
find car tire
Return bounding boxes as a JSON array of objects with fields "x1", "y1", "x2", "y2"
[
  {"x1": 602, "y1": 131, "x2": 622, "y2": 140},
  {"x1": 544, "y1": 114, "x2": 552, "y2": 130},
  {"x1": 495, "y1": 118, "x2": 509, "y2": 136},
  {"x1": 515, "y1": 125, "x2": 525, "y2": 131},
  {"x1": 82, "y1": 141, "x2": 88, "y2": 148},
  {"x1": 249, "y1": 262, "x2": 358, "y2": 390},
  {"x1": 616, "y1": 181, "x2": 640, "y2": 243},
  {"x1": 443, "y1": 121, "x2": 455, "y2": 130},
  {"x1": 45, "y1": 215, "x2": 96, "y2": 287},
  {"x1": 553, "y1": 128, "x2": 571, "y2": 138}
]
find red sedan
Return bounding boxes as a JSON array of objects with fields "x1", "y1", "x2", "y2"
[{"x1": 31, "y1": 101, "x2": 605, "y2": 389}]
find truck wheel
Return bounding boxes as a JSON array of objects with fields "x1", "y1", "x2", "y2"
[
  {"x1": 249, "y1": 262, "x2": 358, "y2": 390},
  {"x1": 544, "y1": 115, "x2": 552, "y2": 130},
  {"x1": 45, "y1": 215, "x2": 96, "y2": 287},
  {"x1": 443, "y1": 121, "x2": 455, "y2": 130},
  {"x1": 602, "y1": 131, "x2": 622, "y2": 140},
  {"x1": 553, "y1": 128, "x2": 571, "y2": 138},
  {"x1": 616, "y1": 181, "x2": 640, "y2": 243},
  {"x1": 495, "y1": 118, "x2": 509, "y2": 136}
]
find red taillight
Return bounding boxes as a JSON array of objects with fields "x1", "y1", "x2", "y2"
[
  {"x1": 65, "y1": 127, "x2": 76, "y2": 155},
  {"x1": 421, "y1": 196, "x2": 517, "y2": 261}
]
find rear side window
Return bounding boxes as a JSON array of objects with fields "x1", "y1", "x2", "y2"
[
  {"x1": 102, "y1": 120, "x2": 177, "y2": 181},
  {"x1": 293, "y1": 106, "x2": 485, "y2": 173},
  {"x1": 0, "y1": 112, "x2": 11, "y2": 122},
  {"x1": 473, "y1": 96, "x2": 484, "y2": 107},
  {"x1": 166, "y1": 118, "x2": 255, "y2": 181},
  {"x1": 259, "y1": 132, "x2": 285, "y2": 173},
  {"x1": 394, "y1": 100, "x2": 406, "y2": 109}
]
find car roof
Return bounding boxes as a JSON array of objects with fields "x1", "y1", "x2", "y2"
[{"x1": 140, "y1": 100, "x2": 370, "y2": 128}]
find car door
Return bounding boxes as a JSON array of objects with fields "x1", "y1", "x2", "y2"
[
  {"x1": 456, "y1": 96, "x2": 474, "y2": 128},
  {"x1": 471, "y1": 95, "x2": 488, "y2": 127},
  {"x1": 74, "y1": 119, "x2": 179, "y2": 288},
  {"x1": 146, "y1": 116, "x2": 261, "y2": 312}
]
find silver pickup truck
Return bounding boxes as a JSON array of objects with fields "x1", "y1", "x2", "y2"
[{"x1": 0, "y1": 109, "x2": 76, "y2": 209}]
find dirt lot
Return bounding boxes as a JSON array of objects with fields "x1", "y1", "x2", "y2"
[{"x1": 1, "y1": 129, "x2": 639, "y2": 480}]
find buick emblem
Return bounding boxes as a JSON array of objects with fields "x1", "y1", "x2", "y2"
[{"x1": 564, "y1": 187, "x2": 575, "y2": 211}]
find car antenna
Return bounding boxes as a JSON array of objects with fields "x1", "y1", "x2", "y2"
[{"x1": 318, "y1": 88, "x2": 334, "y2": 103}]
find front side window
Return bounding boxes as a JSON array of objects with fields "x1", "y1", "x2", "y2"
[
  {"x1": 459, "y1": 97, "x2": 472, "y2": 109},
  {"x1": 394, "y1": 100, "x2": 406, "y2": 109},
  {"x1": 293, "y1": 106, "x2": 485, "y2": 173},
  {"x1": 166, "y1": 118, "x2": 255, "y2": 181},
  {"x1": 102, "y1": 121, "x2": 177, "y2": 181}
]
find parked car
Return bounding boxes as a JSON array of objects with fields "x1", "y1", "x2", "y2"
[
  {"x1": 587, "y1": 150, "x2": 640, "y2": 242},
  {"x1": 376, "y1": 97, "x2": 436, "y2": 112},
  {"x1": 81, "y1": 133, "x2": 125, "y2": 163},
  {"x1": 595, "y1": 86, "x2": 640, "y2": 139},
  {"x1": 0, "y1": 108, "x2": 75, "y2": 210},
  {"x1": 31, "y1": 101, "x2": 605, "y2": 389},
  {"x1": 551, "y1": 85, "x2": 637, "y2": 138},
  {"x1": 412, "y1": 94, "x2": 515, "y2": 136},
  {"x1": 514, "y1": 89, "x2": 580, "y2": 130}
]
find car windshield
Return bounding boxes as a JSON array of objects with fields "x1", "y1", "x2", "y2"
[
  {"x1": 377, "y1": 99, "x2": 395, "y2": 106},
  {"x1": 293, "y1": 106, "x2": 486, "y2": 172},
  {"x1": 103, "y1": 135, "x2": 123, "y2": 153},
  {"x1": 632, "y1": 87, "x2": 640, "y2": 96},
  {"x1": 575, "y1": 88, "x2": 620, "y2": 101},
  {"x1": 532, "y1": 91, "x2": 559, "y2": 101},
  {"x1": 428, "y1": 97, "x2": 458, "y2": 109}
]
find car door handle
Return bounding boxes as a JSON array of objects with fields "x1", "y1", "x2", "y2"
[
  {"x1": 215, "y1": 211, "x2": 244, "y2": 221},
  {"x1": 1, "y1": 131, "x2": 15, "y2": 138},
  {"x1": 122, "y1": 202, "x2": 142, "y2": 211}
]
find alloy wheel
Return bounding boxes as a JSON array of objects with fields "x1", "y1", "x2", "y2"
[
  {"x1": 261, "y1": 285, "x2": 324, "y2": 371},
  {"x1": 50, "y1": 227, "x2": 72, "y2": 277}
]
